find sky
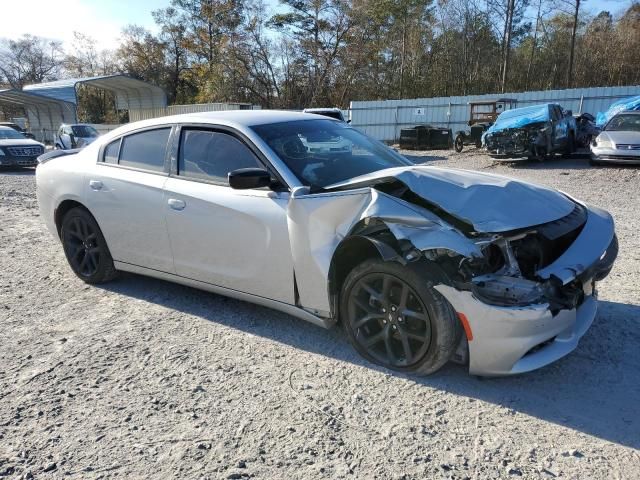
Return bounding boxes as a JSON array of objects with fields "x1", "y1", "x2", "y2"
[{"x1": 0, "y1": 0, "x2": 635, "y2": 52}]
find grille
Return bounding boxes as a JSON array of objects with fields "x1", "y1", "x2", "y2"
[
  {"x1": 7, "y1": 146, "x2": 43, "y2": 156},
  {"x1": 616, "y1": 144, "x2": 640, "y2": 150}
]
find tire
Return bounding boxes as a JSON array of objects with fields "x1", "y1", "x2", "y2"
[
  {"x1": 340, "y1": 259, "x2": 462, "y2": 375},
  {"x1": 454, "y1": 134, "x2": 464, "y2": 153},
  {"x1": 589, "y1": 157, "x2": 601, "y2": 166},
  {"x1": 61, "y1": 207, "x2": 117, "y2": 284}
]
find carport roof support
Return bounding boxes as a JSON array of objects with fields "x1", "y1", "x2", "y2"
[
  {"x1": 0, "y1": 89, "x2": 77, "y2": 142},
  {"x1": 22, "y1": 74, "x2": 167, "y2": 110}
]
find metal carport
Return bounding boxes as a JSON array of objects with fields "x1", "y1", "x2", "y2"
[
  {"x1": 23, "y1": 74, "x2": 167, "y2": 119},
  {"x1": 0, "y1": 89, "x2": 77, "y2": 144}
]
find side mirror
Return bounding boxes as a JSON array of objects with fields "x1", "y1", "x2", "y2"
[
  {"x1": 346, "y1": 119, "x2": 351, "y2": 124},
  {"x1": 228, "y1": 168, "x2": 272, "y2": 190}
]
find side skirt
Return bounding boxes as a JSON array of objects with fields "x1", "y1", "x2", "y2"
[{"x1": 113, "y1": 261, "x2": 335, "y2": 329}]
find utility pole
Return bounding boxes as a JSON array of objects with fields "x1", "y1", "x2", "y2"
[{"x1": 567, "y1": 0, "x2": 581, "y2": 88}]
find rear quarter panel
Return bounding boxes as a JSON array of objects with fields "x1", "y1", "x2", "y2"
[{"x1": 36, "y1": 146, "x2": 98, "y2": 238}]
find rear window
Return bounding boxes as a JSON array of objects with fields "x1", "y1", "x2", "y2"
[
  {"x1": 103, "y1": 138, "x2": 120, "y2": 164},
  {"x1": 118, "y1": 128, "x2": 170, "y2": 172}
]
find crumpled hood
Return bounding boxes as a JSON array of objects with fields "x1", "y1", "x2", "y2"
[{"x1": 325, "y1": 166, "x2": 575, "y2": 233}]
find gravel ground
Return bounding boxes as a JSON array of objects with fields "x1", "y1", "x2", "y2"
[{"x1": 1, "y1": 150, "x2": 639, "y2": 479}]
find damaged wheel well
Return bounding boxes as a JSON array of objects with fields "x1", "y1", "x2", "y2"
[{"x1": 328, "y1": 232, "x2": 403, "y2": 319}]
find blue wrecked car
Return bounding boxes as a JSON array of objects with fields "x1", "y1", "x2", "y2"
[{"x1": 483, "y1": 104, "x2": 577, "y2": 161}]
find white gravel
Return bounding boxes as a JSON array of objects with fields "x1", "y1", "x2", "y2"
[{"x1": 1, "y1": 150, "x2": 639, "y2": 479}]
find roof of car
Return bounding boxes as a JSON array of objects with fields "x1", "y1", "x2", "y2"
[{"x1": 106, "y1": 110, "x2": 330, "y2": 136}]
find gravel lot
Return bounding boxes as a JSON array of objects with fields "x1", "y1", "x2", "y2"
[{"x1": 1, "y1": 150, "x2": 639, "y2": 479}]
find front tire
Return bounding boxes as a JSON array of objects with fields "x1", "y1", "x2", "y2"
[
  {"x1": 340, "y1": 259, "x2": 461, "y2": 375},
  {"x1": 61, "y1": 207, "x2": 117, "y2": 284},
  {"x1": 454, "y1": 134, "x2": 464, "y2": 153}
]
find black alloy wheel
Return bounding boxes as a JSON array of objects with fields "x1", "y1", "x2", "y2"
[
  {"x1": 346, "y1": 272, "x2": 432, "y2": 368},
  {"x1": 341, "y1": 259, "x2": 461, "y2": 375},
  {"x1": 61, "y1": 207, "x2": 117, "y2": 283},
  {"x1": 63, "y1": 216, "x2": 100, "y2": 277}
]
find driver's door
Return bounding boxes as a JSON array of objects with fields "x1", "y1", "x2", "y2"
[{"x1": 163, "y1": 126, "x2": 295, "y2": 304}]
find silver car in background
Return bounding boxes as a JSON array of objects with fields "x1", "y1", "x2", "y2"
[
  {"x1": 590, "y1": 111, "x2": 640, "y2": 165},
  {"x1": 36, "y1": 111, "x2": 617, "y2": 376},
  {"x1": 55, "y1": 124, "x2": 100, "y2": 150}
]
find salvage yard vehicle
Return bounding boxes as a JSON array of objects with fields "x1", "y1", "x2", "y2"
[
  {"x1": 55, "y1": 124, "x2": 100, "y2": 150},
  {"x1": 454, "y1": 98, "x2": 517, "y2": 152},
  {"x1": 483, "y1": 104, "x2": 577, "y2": 161},
  {"x1": 0, "y1": 121, "x2": 36, "y2": 139},
  {"x1": 590, "y1": 111, "x2": 640, "y2": 165},
  {"x1": 0, "y1": 126, "x2": 45, "y2": 168},
  {"x1": 399, "y1": 125, "x2": 452, "y2": 150},
  {"x1": 36, "y1": 111, "x2": 618, "y2": 376}
]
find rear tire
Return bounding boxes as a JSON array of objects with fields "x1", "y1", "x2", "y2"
[
  {"x1": 61, "y1": 207, "x2": 117, "y2": 284},
  {"x1": 340, "y1": 259, "x2": 461, "y2": 375}
]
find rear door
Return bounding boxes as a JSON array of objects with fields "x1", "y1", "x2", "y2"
[
  {"x1": 85, "y1": 126, "x2": 175, "y2": 273},
  {"x1": 162, "y1": 126, "x2": 295, "y2": 304}
]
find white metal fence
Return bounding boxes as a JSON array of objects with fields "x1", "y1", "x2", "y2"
[
  {"x1": 129, "y1": 102, "x2": 256, "y2": 121},
  {"x1": 349, "y1": 85, "x2": 640, "y2": 142}
]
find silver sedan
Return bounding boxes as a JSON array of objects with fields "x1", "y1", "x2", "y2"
[
  {"x1": 591, "y1": 111, "x2": 640, "y2": 165},
  {"x1": 36, "y1": 111, "x2": 618, "y2": 376}
]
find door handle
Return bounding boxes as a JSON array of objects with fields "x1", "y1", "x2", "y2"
[
  {"x1": 168, "y1": 198, "x2": 186, "y2": 211},
  {"x1": 89, "y1": 180, "x2": 103, "y2": 190}
]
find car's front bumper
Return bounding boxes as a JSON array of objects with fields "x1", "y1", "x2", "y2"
[
  {"x1": 0, "y1": 154, "x2": 39, "y2": 167},
  {"x1": 591, "y1": 146, "x2": 640, "y2": 164},
  {"x1": 435, "y1": 205, "x2": 617, "y2": 376}
]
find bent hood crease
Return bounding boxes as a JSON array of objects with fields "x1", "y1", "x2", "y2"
[{"x1": 325, "y1": 166, "x2": 575, "y2": 233}]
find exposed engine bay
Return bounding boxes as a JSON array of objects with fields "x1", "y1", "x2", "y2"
[{"x1": 483, "y1": 122, "x2": 549, "y2": 158}]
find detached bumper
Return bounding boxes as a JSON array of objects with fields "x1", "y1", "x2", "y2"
[{"x1": 435, "y1": 205, "x2": 617, "y2": 376}]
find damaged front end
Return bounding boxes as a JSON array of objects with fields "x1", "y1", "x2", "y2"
[
  {"x1": 483, "y1": 122, "x2": 550, "y2": 159},
  {"x1": 288, "y1": 166, "x2": 617, "y2": 376}
]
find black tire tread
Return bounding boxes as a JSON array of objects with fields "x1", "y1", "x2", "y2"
[
  {"x1": 61, "y1": 207, "x2": 118, "y2": 284},
  {"x1": 340, "y1": 258, "x2": 462, "y2": 376}
]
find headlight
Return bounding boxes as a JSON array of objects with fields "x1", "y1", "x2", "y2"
[{"x1": 595, "y1": 137, "x2": 612, "y2": 148}]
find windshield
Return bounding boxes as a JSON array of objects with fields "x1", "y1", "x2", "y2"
[
  {"x1": 71, "y1": 125, "x2": 99, "y2": 137},
  {"x1": 0, "y1": 128, "x2": 26, "y2": 140},
  {"x1": 251, "y1": 119, "x2": 410, "y2": 188},
  {"x1": 605, "y1": 114, "x2": 640, "y2": 132}
]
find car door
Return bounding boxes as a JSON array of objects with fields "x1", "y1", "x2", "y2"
[
  {"x1": 163, "y1": 126, "x2": 295, "y2": 304},
  {"x1": 85, "y1": 126, "x2": 175, "y2": 273}
]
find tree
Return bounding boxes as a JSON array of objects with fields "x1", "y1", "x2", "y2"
[{"x1": 0, "y1": 35, "x2": 63, "y2": 88}]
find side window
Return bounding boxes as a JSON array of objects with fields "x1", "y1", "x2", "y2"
[
  {"x1": 119, "y1": 128, "x2": 170, "y2": 172},
  {"x1": 178, "y1": 129, "x2": 262, "y2": 184},
  {"x1": 103, "y1": 138, "x2": 120, "y2": 164}
]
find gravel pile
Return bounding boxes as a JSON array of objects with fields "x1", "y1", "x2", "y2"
[{"x1": 1, "y1": 151, "x2": 639, "y2": 479}]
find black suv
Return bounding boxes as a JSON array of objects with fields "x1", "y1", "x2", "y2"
[{"x1": 0, "y1": 126, "x2": 45, "y2": 168}]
